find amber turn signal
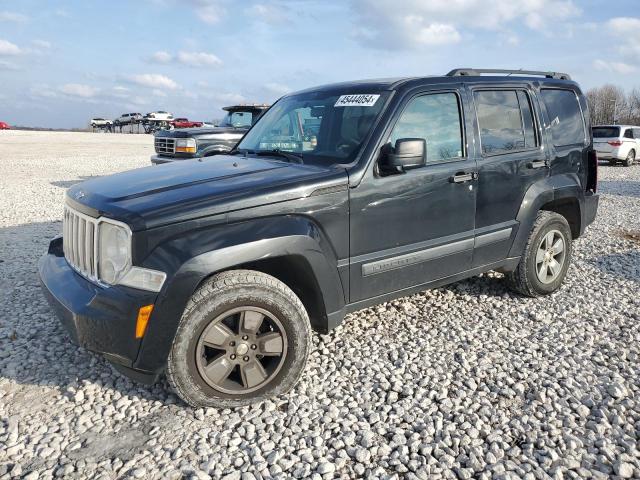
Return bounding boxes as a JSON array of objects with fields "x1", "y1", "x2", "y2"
[{"x1": 135, "y1": 304, "x2": 154, "y2": 339}]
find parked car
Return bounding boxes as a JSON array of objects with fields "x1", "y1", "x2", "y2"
[
  {"x1": 172, "y1": 118, "x2": 203, "y2": 129},
  {"x1": 592, "y1": 125, "x2": 639, "y2": 166},
  {"x1": 39, "y1": 68, "x2": 599, "y2": 407},
  {"x1": 0, "y1": 121, "x2": 10, "y2": 130},
  {"x1": 90, "y1": 118, "x2": 112, "y2": 128},
  {"x1": 151, "y1": 104, "x2": 269, "y2": 165},
  {"x1": 114, "y1": 113, "x2": 143, "y2": 126},
  {"x1": 145, "y1": 111, "x2": 174, "y2": 122}
]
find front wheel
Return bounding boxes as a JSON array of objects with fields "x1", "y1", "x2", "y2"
[
  {"x1": 505, "y1": 211, "x2": 573, "y2": 297},
  {"x1": 624, "y1": 150, "x2": 635, "y2": 167},
  {"x1": 167, "y1": 270, "x2": 311, "y2": 408}
]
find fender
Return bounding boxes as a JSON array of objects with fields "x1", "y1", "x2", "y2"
[
  {"x1": 509, "y1": 173, "x2": 585, "y2": 258},
  {"x1": 133, "y1": 215, "x2": 346, "y2": 373}
]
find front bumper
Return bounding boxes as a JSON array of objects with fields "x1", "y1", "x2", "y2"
[
  {"x1": 150, "y1": 154, "x2": 186, "y2": 165},
  {"x1": 38, "y1": 236, "x2": 160, "y2": 383}
]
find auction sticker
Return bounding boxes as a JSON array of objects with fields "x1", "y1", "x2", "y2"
[{"x1": 335, "y1": 94, "x2": 380, "y2": 107}]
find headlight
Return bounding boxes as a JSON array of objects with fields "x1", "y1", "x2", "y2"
[
  {"x1": 175, "y1": 138, "x2": 196, "y2": 153},
  {"x1": 98, "y1": 221, "x2": 131, "y2": 284},
  {"x1": 96, "y1": 219, "x2": 166, "y2": 292}
]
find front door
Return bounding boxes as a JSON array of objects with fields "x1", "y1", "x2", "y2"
[{"x1": 349, "y1": 88, "x2": 477, "y2": 302}]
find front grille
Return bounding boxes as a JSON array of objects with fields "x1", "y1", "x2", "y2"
[
  {"x1": 155, "y1": 137, "x2": 175, "y2": 154},
  {"x1": 63, "y1": 206, "x2": 98, "y2": 280}
]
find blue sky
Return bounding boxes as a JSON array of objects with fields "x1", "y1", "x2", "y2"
[{"x1": 1, "y1": 0, "x2": 640, "y2": 128}]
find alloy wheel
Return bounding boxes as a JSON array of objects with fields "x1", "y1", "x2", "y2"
[
  {"x1": 535, "y1": 229, "x2": 566, "y2": 284},
  {"x1": 195, "y1": 307, "x2": 287, "y2": 394}
]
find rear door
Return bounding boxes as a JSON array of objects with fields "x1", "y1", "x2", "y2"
[{"x1": 470, "y1": 85, "x2": 548, "y2": 267}]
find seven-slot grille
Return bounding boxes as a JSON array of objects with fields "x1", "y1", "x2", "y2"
[
  {"x1": 63, "y1": 206, "x2": 98, "y2": 280},
  {"x1": 154, "y1": 137, "x2": 176, "y2": 155}
]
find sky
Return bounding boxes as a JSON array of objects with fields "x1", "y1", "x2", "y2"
[{"x1": 1, "y1": 0, "x2": 640, "y2": 128}]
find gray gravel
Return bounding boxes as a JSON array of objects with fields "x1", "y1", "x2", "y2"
[{"x1": 1, "y1": 130, "x2": 639, "y2": 479}]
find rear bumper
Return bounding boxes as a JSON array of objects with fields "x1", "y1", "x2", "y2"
[
  {"x1": 38, "y1": 236, "x2": 160, "y2": 382},
  {"x1": 595, "y1": 148, "x2": 625, "y2": 160}
]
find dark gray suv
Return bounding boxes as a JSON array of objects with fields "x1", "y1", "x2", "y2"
[{"x1": 39, "y1": 68, "x2": 598, "y2": 407}]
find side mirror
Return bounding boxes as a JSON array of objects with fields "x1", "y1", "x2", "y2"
[{"x1": 380, "y1": 138, "x2": 426, "y2": 173}]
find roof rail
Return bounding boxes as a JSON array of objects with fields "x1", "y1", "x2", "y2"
[{"x1": 446, "y1": 68, "x2": 571, "y2": 81}]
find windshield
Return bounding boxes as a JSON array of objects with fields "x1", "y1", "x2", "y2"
[
  {"x1": 237, "y1": 91, "x2": 389, "y2": 163},
  {"x1": 593, "y1": 126, "x2": 620, "y2": 138},
  {"x1": 219, "y1": 111, "x2": 255, "y2": 128}
]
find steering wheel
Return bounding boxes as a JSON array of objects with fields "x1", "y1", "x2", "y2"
[{"x1": 336, "y1": 140, "x2": 358, "y2": 154}]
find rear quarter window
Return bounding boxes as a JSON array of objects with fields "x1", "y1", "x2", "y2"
[{"x1": 540, "y1": 89, "x2": 586, "y2": 147}]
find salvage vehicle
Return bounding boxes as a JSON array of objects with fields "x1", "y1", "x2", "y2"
[
  {"x1": 172, "y1": 118, "x2": 203, "y2": 129},
  {"x1": 39, "y1": 69, "x2": 599, "y2": 407},
  {"x1": 592, "y1": 125, "x2": 639, "y2": 166},
  {"x1": 90, "y1": 118, "x2": 112, "y2": 128},
  {"x1": 145, "y1": 111, "x2": 174, "y2": 122},
  {"x1": 151, "y1": 104, "x2": 268, "y2": 165},
  {"x1": 114, "y1": 112, "x2": 143, "y2": 126}
]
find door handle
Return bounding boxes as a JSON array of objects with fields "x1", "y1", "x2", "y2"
[
  {"x1": 527, "y1": 159, "x2": 548, "y2": 169},
  {"x1": 450, "y1": 172, "x2": 474, "y2": 183}
]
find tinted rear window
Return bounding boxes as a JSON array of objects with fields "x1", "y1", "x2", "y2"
[
  {"x1": 474, "y1": 90, "x2": 538, "y2": 155},
  {"x1": 540, "y1": 89, "x2": 586, "y2": 146},
  {"x1": 593, "y1": 127, "x2": 620, "y2": 138}
]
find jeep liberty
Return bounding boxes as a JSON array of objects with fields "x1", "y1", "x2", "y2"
[{"x1": 39, "y1": 69, "x2": 599, "y2": 407}]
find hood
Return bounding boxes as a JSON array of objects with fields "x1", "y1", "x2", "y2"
[
  {"x1": 67, "y1": 155, "x2": 347, "y2": 230},
  {"x1": 156, "y1": 125, "x2": 248, "y2": 138}
]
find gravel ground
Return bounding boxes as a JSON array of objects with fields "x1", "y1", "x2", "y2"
[{"x1": 0, "y1": 130, "x2": 639, "y2": 480}]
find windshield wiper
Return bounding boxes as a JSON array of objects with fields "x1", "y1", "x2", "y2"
[{"x1": 255, "y1": 149, "x2": 303, "y2": 164}]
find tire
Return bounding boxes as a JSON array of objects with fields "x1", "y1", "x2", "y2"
[
  {"x1": 505, "y1": 211, "x2": 573, "y2": 297},
  {"x1": 624, "y1": 149, "x2": 635, "y2": 167},
  {"x1": 167, "y1": 270, "x2": 311, "y2": 408}
]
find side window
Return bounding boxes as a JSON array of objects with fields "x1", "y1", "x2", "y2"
[
  {"x1": 474, "y1": 90, "x2": 537, "y2": 155},
  {"x1": 517, "y1": 91, "x2": 537, "y2": 149},
  {"x1": 634, "y1": 128, "x2": 640, "y2": 139},
  {"x1": 389, "y1": 92, "x2": 464, "y2": 162},
  {"x1": 624, "y1": 128, "x2": 634, "y2": 139},
  {"x1": 540, "y1": 89, "x2": 586, "y2": 147}
]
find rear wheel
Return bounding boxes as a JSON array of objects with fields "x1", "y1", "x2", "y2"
[
  {"x1": 167, "y1": 270, "x2": 311, "y2": 408},
  {"x1": 505, "y1": 211, "x2": 573, "y2": 297},
  {"x1": 624, "y1": 149, "x2": 635, "y2": 167}
]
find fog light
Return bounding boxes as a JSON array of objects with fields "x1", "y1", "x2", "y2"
[{"x1": 136, "y1": 305, "x2": 154, "y2": 339}]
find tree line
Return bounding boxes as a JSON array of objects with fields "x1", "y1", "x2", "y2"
[{"x1": 586, "y1": 84, "x2": 640, "y2": 126}]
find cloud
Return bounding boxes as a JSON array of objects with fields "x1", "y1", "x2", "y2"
[
  {"x1": 0, "y1": 60, "x2": 19, "y2": 70},
  {"x1": 246, "y1": 3, "x2": 287, "y2": 24},
  {"x1": 593, "y1": 59, "x2": 637, "y2": 75},
  {"x1": 350, "y1": 0, "x2": 578, "y2": 49},
  {"x1": 126, "y1": 73, "x2": 180, "y2": 90},
  {"x1": 60, "y1": 83, "x2": 100, "y2": 98},
  {"x1": 149, "y1": 50, "x2": 222, "y2": 67},
  {"x1": 0, "y1": 11, "x2": 28, "y2": 22},
  {"x1": 606, "y1": 17, "x2": 640, "y2": 61},
  {"x1": 177, "y1": 51, "x2": 222, "y2": 67},
  {"x1": 150, "y1": 50, "x2": 172, "y2": 63},
  {"x1": 607, "y1": 17, "x2": 640, "y2": 36},
  {"x1": 0, "y1": 39, "x2": 22, "y2": 56},
  {"x1": 187, "y1": 0, "x2": 226, "y2": 24}
]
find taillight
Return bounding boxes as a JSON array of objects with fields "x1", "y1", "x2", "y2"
[
  {"x1": 587, "y1": 149, "x2": 598, "y2": 193},
  {"x1": 608, "y1": 140, "x2": 623, "y2": 147}
]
